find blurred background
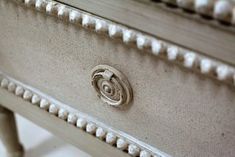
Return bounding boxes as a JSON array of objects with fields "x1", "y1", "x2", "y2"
[{"x1": 0, "y1": 114, "x2": 91, "y2": 157}]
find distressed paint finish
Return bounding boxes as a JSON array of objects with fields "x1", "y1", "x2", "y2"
[
  {"x1": 0, "y1": 0, "x2": 235, "y2": 157},
  {"x1": 7, "y1": 0, "x2": 235, "y2": 87},
  {"x1": 0, "y1": 75, "x2": 170, "y2": 157}
]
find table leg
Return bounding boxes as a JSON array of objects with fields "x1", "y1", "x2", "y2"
[{"x1": 0, "y1": 105, "x2": 24, "y2": 157}]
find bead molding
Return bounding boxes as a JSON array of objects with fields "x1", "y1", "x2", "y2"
[
  {"x1": 3, "y1": 0, "x2": 235, "y2": 88},
  {"x1": 151, "y1": 0, "x2": 235, "y2": 26},
  {"x1": 0, "y1": 73, "x2": 170, "y2": 157}
]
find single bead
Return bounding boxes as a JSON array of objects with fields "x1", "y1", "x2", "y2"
[
  {"x1": 95, "y1": 127, "x2": 106, "y2": 139},
  {"x1": 40, "y1": 98, "x2": 50, "y2": 110},
  {"x1": 76, "y1": 118, "x2": 87, "y2": 129},
  {"x1": 58, "y1": 108, "x2": 68, "y2": 120},
  {"x1": 95, "y1": 19, "x2": 108, "y2": 32},
  {"x1": 151, "y1": 40, "x2": 164, "y2": 56},
  {"x1": 69, "y1": 10, "x2": 81, "y2": 23},
  {"x1": 216, "y1": 65, "x2": 229, "y2": 80},
  {"x1": 140, "y1": 150, "x2": 151, "y2": 157},
  {"x1": 15, "y1": 86, "x2": 24, "y2": 96},
  {"x1": 57, "y1": 5, "x2": 68, "y2": 18},
  {"x1": 128, "y1": 144, "x2": 140, "y2": 157},
  {"x1": 67, "y1": 113, "x2": 77, "y2": 124},
  {"x1": 86, "y1": 123, "x2": 96, "y2": 134},
  {"x1": 136, "y1": 34, "x2": 150, "y2": 49},
  {"x1": 108, "y1": 24, "x2": 122, "y2": 38},
  {"x1": 46, "y1": 2, "x2": 56, "y2": 14},
  {"x1": 183, "y1": 52, "x2": 196, "y2": 68},
  {"x1": 167, "y1": 46, "x2": 178, "y2": 61},
  {"x1": 116, "y1": 138, "x2": 128, "y2": 150},
  {"x1": 49, "y1": 104, "x2": 59, "y2": 115},
  {"x1": 105, "y1": 132, "x2": 117, "y2": 145},
  {"x1": 214, "y1": 0, "x2": 233, "y2": 21},
  {"x1": 23, "y1": 90, "x2": 33, "y2": 100},
  {"x1": 122, "y1": 29, "x2": 135, "y2": 44},
  {"x1": 7, "y1": 82, "x2": 16, "y2": 92},
  {"x1": 31, "y1": 94, "x2": 41, "y2": 105},
  {"x1": 82, "y1": 14, "x2": 95, "y2": 27},
  {"x1": 1, "y1": 78, "x2": 9, "y2": 88},
  {"x1": 35, "y1": 0, "x2": 45, "y2": 10},
  {"x1": 200, "y1": 59, "x2": 212, "y2": 74}
]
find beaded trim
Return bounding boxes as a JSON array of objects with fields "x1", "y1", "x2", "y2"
[
  {"x1": 151, "y1": 0, "x2": 235, "y2": 26},
  {"x1": 4, "y1": 0, "x2": 235, "y2": 87},
  {"x1": 0, "y1": 73, "x2": 171, "y2": 157}
]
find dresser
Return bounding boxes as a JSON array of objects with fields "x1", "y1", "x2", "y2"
[{"x1": 0, "y1": 0, "x2": 235, "y2": 157}]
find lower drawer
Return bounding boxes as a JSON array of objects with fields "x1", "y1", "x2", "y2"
[{"x1": 0, "y1": 1, "x2": 234, "y2": 157}]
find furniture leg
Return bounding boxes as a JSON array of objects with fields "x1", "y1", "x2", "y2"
[{"x1": 0, "y1": 105, "x2": 24, "y2": 157}]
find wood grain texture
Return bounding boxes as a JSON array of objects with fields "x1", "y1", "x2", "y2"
[{"x1": 57, "y1": 0, "x2": 235, "y2": 65}]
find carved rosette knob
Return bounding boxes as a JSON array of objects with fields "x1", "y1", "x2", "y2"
[{"x1": 91, "y1": 65, "x2": 133, "y2": 107}]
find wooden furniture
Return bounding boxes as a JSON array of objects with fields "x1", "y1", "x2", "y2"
[{"x1": 0, "y1": 0, "x2": 235, "y2": 157}]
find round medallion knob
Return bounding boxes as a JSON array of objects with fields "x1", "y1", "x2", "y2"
[{"x1": 91, "y1": 65, "x2": 133, "y2": 107}]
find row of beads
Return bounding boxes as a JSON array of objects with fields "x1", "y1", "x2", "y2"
[
  {"x1": 0, "y1": 77, "x2": 162, "y2": 157},
  {"x1": 20, "y1": 0, "x2": 235, "y2": 86},
  {"x1": 26, "y1": 0, "x2": 235, "y2": 25},
  {"x1": 160, "y1": 0, "x2": 235, "y2": 25}
]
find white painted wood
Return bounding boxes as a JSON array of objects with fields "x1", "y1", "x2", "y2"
[
  {"x1": 12, "y1": 0, "x2": 235, "y2": 86},
  {"x1": 0, "y1": 0, "x2": 235, "y2": 157},
  {"x1": 57, "y1": 0, "x2": 235, "y2": 65},
  {"x1": 0, "y1": 75, "x2": 171, "y2": 157},
  {"x1": 0, "y1": 106, "x2": 24, "y2": 157},
  {"x1": 0, "y1": 89, "x2": 131, "y2": 157}
]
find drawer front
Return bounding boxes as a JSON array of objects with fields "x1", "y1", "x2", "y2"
[{"x1": 0, "y1": 1, "x2": 235, "y2": 157}]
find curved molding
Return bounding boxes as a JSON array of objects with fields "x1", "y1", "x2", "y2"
[
  {"x1": 91, "y1": 65, "x2": 133, "y2": 107},
  {"x1": 0, "y1": 73, "x2": 171, "y2": 157},
  {"x1": 4, "y1": 0, "x2": 235, "y2": 87},
  {"x1": 153, "y1": 0, "x2": 235, "y2": 26}
]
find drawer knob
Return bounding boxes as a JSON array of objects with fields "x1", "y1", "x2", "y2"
[{"x1": 91, "y1": 65, "x2": 132, "y2": 107}]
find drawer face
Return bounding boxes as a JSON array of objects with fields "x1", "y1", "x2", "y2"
[{"x1": 0, "y1": 2, "x2": 235, "y2": 157}]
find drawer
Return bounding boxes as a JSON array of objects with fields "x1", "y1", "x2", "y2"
[{"x1": 0, "y1": 1, "x2": 235, "y2": 157}]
